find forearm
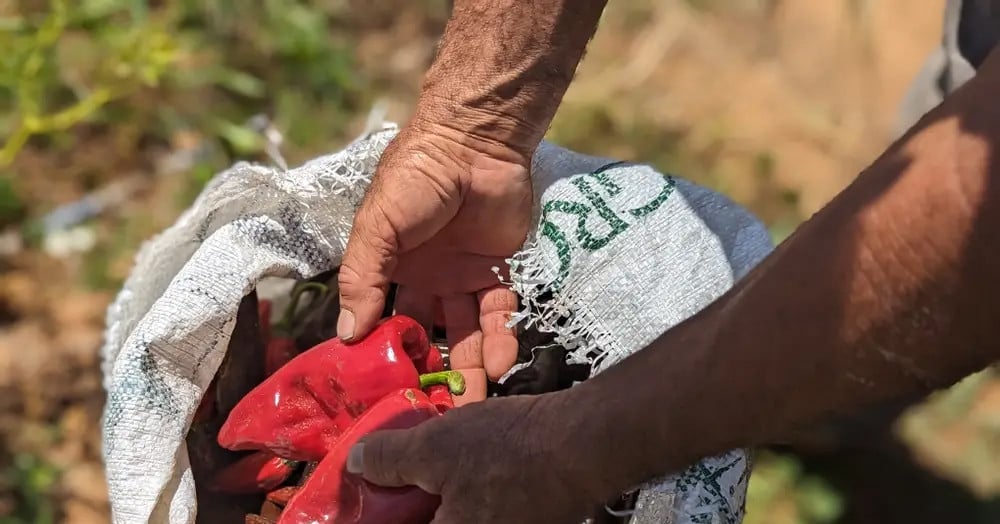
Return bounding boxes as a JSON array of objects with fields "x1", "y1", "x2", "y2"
[
  {"x1": 577, "y1": 49, "x2": 1000, "y2": 495},
  {"x1": 411, "y1": 0, "x2": 608, "y2": 164}
]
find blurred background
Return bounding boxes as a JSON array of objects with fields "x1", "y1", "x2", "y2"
[{"x1": 1, "y1": 0, "x2": 1000, "y2": 523}]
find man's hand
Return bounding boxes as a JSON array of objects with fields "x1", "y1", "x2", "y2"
[
  {"x1": 337, "y1": 0, "x2": 608, "y2": 391},
  {"x1": 347, "y1": 392, "x2": 608, "y2": 524},
  {"x1": 337, "y1": 120, "x2": 530, "y2": 387}
]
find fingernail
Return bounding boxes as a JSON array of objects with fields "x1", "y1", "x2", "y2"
[
  {"x1": 346, "y1": 443, "x2": 364, "y2": 474},
  {"x1": 337, "y1": 310, "x2": 355, "y2": 341}
]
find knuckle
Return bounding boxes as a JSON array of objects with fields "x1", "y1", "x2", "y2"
[
  {"x1": 337, "y1": 269, "x2": 386, "y2": 305},
  {"x1": 370, "y1": 435, "x2": 402, "y2": 484},
  {"x1": 482, "y1": 311, "x2": 513, "y2": 334},
  {"x1": 451, "y1": 340, "x2": 484, "y2": 369},
  {"x1": 490, "y1": 289, "x2": 518, "y2": 312}
]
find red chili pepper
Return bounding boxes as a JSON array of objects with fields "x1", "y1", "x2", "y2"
[
  {"x1": 277, "y1": 386, "x2": 457, "y2": 524},
  {"x1": 208, "y1": 450, "x2": 299, "y2": 494},
  {"x1": 421, "y1": 346, "x2": 455, "y2": 412},
  {"x1": 425, "y1": 384, "x2": 455, "y2": 413},
  {"x1": 424, "y1": 344, "x2": 445, "y2": 373},
  {"x1": 218, "y1": 315, "x2": 448, "y2": 461}
]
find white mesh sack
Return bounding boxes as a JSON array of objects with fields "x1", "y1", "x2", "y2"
[{"x1": 101, "y1": 122, "x2": 773, "y2": 524}]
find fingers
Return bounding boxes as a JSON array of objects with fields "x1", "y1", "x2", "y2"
[
  {"x1": 338, "y1": 195, "x2": 399, "y2": 342},
  {"x1": 442, "y1": 295, "x2": 487, "y2": 405},
  {"x1": 478, "y1": 285, "x2": 519, "y2": 381},
  {"x1": 442, "y1": 295, "x2": 482, "y2": 370},
  {"x1": 393, "y1": 286, "x2": 435, "y2": 332},
  {"x1": 348, "y1": 429, "x2": 442, "y2": 494}
]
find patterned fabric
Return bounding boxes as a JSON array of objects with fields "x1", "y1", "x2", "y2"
[{"x1": 101, "y1": 123, "x2": 774, "y2": 523}]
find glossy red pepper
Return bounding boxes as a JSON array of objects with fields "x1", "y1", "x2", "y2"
[
  {"x1": 218, "y1": 315, "x2": 444, "y2": 461},
  {"x1": 421, "y1": 343, "x2": 455, "y2": 412},
  {"x1": 208, "y1": 450, "x2": 299, "y2": 494},
  {"x1": 425, "y1": 384, "x2": 455, "y2": 413},
  {"x1": 277, "y1": 386, "x2": 456, "y2": 524}
]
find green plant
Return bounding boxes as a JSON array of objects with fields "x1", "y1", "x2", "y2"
[
  {"x1": 0, "y1": 0, "x2": 178, "y2": 166},
  {"x1": 0, "y1": 454, "x2": 59, "y2": 524},
  {"x1": 745, "y1": 451, "x2": 843, "y2": 524}
]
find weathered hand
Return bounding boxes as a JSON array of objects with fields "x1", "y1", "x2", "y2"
[
  {"x1": 337, "y1": 117, "x2": 532, "y2": 393},
  {"x1": 337, "y1": 0, "x2": 606, "y2": 396},
  {"x1": 347, "y1": 392, "x2": 608, "y2": 524}
]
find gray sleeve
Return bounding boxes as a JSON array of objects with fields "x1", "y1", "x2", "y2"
[{"x1": 893, "y1": 0, "x2": 999, "y2": 137}]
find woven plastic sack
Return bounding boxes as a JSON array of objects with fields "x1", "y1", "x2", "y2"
[{"x1": 101, "y1": 122, "x2": 773, "y2": 524}]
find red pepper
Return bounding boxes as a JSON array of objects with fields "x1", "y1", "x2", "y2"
[
  {"x1": 208, "y1": 450, "x2": 299, "y2": 494},
  {"x1": 421, "y1": 345, "x2": 455, "y2": 412},
  {"x1": 277, "y1": 385, "x2": 457, "y2": 524},
  {"x1": 218, "y1": 315, "x2": 446, "y2": 461},
  {"x1": 425, "y1": 384, "x2": 455, "y2": 413}
]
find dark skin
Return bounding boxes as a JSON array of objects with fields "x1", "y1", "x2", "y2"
[
  {"x1": 337, "y1": 0, "x2": 608, "y2": 402},
  {"x1": 337, "y1": 1, "x2": 1000, "y2": 522}
]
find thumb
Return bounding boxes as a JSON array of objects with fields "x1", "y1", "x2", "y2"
[
  {"x1": 347, "y1": 429, "x2": 430, "y2": 489},
  {"x1": 338, "y1": 199, "x2": 398, "y2": 342}
]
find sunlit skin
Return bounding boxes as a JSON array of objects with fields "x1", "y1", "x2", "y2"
[{"x1": 336, "y1": 1, "x2": 1000, "y2": 522}]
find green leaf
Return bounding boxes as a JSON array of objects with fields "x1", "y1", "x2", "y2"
[
  {"x1": 212, "y1": 119, "x2": 262, "y2": 154},
  {"x1": 212, "y1": 68, "x2": 266, "y2": 98}
]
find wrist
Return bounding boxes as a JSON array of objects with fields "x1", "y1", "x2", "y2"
[
  {"x1": 533, "y1": 387, "x2": 622, "y2": 508},
  {"x1": 409, "y1": 0, "x2": 607, "y2": 163},
  {"x1": 568, "y1": 310, "x2": 728, "y2": 495},
  {"x1": 408, "y1": 99, "x2": 541, "y2": 168}
]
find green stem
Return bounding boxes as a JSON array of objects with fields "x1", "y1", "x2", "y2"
[
  {"x1": 276, "y1": 281, "x2": 329, "y2": 332},
  {"x1": 418, "y1": 370, "x2": 466, "y2": 395}
]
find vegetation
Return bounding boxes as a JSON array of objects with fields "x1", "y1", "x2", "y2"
[{"x1": 1, "y1": 1, "x2": 999, "y2": 523}]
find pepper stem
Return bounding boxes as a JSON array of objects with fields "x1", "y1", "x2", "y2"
[
  {"x1": 276, "y1": 281, "x2": 329, "y2": 332},
  {"x1": 418, "y1": 370, "x2": 466, "y2": 395}
]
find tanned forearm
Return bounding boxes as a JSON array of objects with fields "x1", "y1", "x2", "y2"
[
  {"x1": 411, "y1": 0, "x2": 608, "y2": 165},
  {"x1": 574, "y1": 48, "x2": 1000, "y2": 497}
]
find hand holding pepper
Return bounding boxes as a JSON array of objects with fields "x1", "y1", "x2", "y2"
[
  {"x1": 347, "y1": 390, "x2": 610, "y2": 524},
  {"x1": 217, "y1": 316, "x2": 450, "y2": 461}
]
